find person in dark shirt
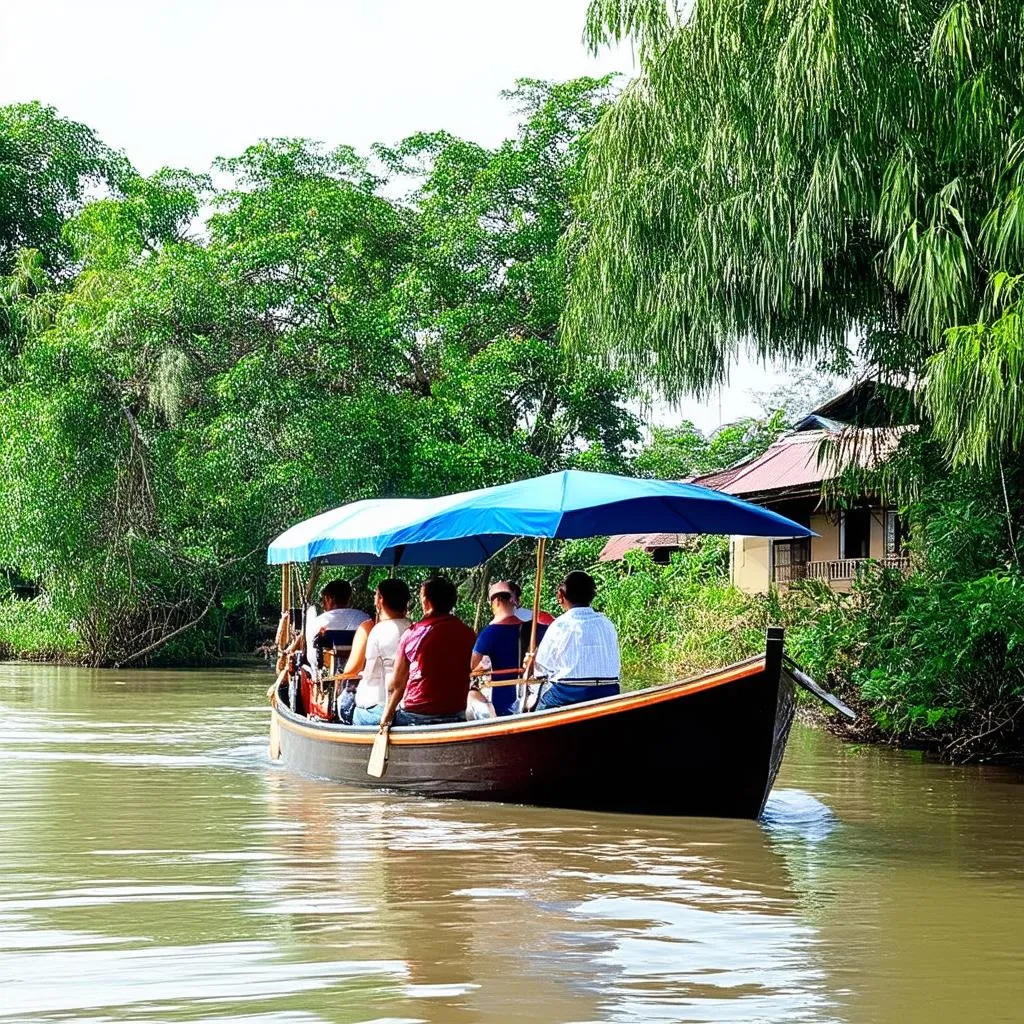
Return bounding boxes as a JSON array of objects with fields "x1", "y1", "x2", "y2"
[
  {"x1": 471, "y1": 580, "x2": 549, "y2": 716},
  {"x1": 381, "y1": 576, "x2": 476, "y2": 727}
]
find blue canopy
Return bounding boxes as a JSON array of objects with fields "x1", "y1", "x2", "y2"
[
  {"x1": 268, "y1": 468, "x2": 811, "y2": 569},
  {"x1": 267, "y1": 470, "x2": 813, "y2": 567}
]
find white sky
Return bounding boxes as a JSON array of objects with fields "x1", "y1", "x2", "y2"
[{"x1": 1, "y1": 0, "x2": 812, "y2": 431}]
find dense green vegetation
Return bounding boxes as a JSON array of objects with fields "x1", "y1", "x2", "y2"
[
  {"x1": 0, "y1": 82, "x2": 640, "y2": 665},
  {"x1": 574, "y1": 0, "x2": 1024, "y2": 472},
  {"x1": 562, "y1": 1, "x2": 1024, "y2": 760},
  {"x1": 3, "y1": 1, "x2": 1024, "y2": 759}
]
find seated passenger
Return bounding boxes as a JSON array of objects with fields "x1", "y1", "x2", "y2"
[
  {"x1": 471, "y1": 580, "x2": 549, "y2": 716},
  {"x1": 527, "y1": 570, "x2": 620, "y2": 711},
  {"x1": 509, "y1": 580, "x2": 554, "y2": 626},
  {"x1": 382, "y1": 576, "x2": 476, "y2": 727},
  {"x1": 339, "y1": 579, "x2": 413, "y2": 727},
  {"x1": 304, "y1": 579, "x2": 370, "y2": 681}
]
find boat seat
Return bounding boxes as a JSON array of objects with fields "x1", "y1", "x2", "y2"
[{"x1": 312, "y1": 628, "x2": 357, "y2": 679}]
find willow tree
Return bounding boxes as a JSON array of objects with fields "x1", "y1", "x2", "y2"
[{"x1": 570, "y1": 0, "x2": 1024, "y2": 470}]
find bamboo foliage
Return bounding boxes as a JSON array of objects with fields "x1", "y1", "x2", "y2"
[{"x1": 572, "y1": 0, "x2": 1024, "y2": 470}]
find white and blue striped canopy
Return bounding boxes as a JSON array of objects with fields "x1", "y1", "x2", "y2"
[{"x1": 267, "y1": 469, "x2": 813, "y2": 567}]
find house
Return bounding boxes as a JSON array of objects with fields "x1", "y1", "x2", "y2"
[
  {"x1": 599, "y1": 533, "x2": 691, "y2": 563},
  {"x1": 600, "y1": 382, "x2": 914, "y2": 592},
  {"x1": 692, "y1": 383, "x2": 913, "y2": 594}
]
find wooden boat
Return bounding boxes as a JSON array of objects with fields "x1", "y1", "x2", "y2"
[
  {"x1": 269, "y1": 627, "x2": 795, "y2": 820},
  {"x1": 265, "y1": 471, "x2": 850, "y2": 819}
]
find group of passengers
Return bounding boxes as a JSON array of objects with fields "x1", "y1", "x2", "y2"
[{"x1": 297, "y1": 570, "x2": 621, "y2": 727}]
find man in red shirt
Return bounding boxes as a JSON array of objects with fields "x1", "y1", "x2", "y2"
[{"x1": 381, "y1": 576, "x2": 476, "y2": 727}]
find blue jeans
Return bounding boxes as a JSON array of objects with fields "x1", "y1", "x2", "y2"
[
  {"x1": 394, "y1": 707, "x2": 466, "y2": 727},
  {"x1": 353, "y1": 704, "x2": 384, "y2": 726},
  {"x1": 336, "y1": 688, "x2": 356, "y2": 725},
  {"x1": 535, "y1": 682, "x2": 620, "y2": 711}
]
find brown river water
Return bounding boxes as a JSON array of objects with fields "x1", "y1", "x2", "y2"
[{"x1": 1, "y1": 662, "x2": 1023, "y2": 1024}]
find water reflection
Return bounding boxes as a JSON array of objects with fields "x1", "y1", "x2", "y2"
[
  {"x1": 255, "y1": 778, "x2": 840, "y2": 1023},
  {"x1": 1, "y1": 662, "x2": 1022, "y2": 1023}
]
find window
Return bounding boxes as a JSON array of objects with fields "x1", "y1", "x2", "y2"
[
  {"x1": 772, "y1": 538, "x2": 810, "y2": 582},
  {"x1": 841, "y1": 508, "x2": 871, "y2": 560}
]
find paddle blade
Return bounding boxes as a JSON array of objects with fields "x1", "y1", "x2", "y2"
[
  {"x1": 268, "y1": 713, "x2": 281, "y2": 762},
  {"x1": 367, "y1": 727, "x2": 390, "y2": 778},
  {"x1": 784, "y1": 657, "x2": 856, "y2": 721}
]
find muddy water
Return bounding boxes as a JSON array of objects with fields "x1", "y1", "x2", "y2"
[{"x1": 1, "y1": 662, "x2": 1022, "y2": 1024}]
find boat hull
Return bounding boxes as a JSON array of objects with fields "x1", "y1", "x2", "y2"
[{"x1": 270, "y1": 630, "x2": 795, "y2": 820}]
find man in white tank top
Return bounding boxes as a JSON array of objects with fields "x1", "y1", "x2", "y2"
[
  {"x1": 336, "y1": 578, "x2": 412, "y2": 726},
  {"x1": 304, "y1": 579, "x2": 370, "y2": 681}
]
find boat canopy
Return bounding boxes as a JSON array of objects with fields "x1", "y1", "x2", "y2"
[
  {"x1": 268, "y1": 468, "x2": 811, "y2": 565},
  {"x1": 267, "y1": 469, "x2": 814, "y2": 567}
]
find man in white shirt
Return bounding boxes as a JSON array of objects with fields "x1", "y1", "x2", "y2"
[
  {"x1": 303, "y1": 579, "x2": 370, "y2": 682},
  {"x1": 527, "y1": 571, "x2": 620, "y2": 711},
  {"x1": 509, "y1": 580, "x2": 532, "y2": 623}
]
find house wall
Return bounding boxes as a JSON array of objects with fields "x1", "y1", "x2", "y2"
[
  {"x1": 809, "y1": 512, "x2": 839, "y2": 562},
  {"x1": 726, "y1": 501, "x2": 902, "y2": 596},
  {"x1": 731, "y1": 536, "x2": 772, "y2": 595}
]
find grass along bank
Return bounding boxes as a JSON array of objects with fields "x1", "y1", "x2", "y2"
[{"x1": 569, "y1": 540, "x2": 1024, "y2": 764}]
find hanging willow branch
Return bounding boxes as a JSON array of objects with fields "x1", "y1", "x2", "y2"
[{"x1": 571, "y1": 0, "x2": 1024, "y2": 472}]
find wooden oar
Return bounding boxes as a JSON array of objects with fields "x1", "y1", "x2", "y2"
[
  {"x1": 367, "y1": 725, "x2": 390, "y2": 778},
  {"x1": 267, "y1": 666, "x2": 287, "y2": 760},
  {"x1": 783, "y1": 655, "x2": 857, "y2": 721}
]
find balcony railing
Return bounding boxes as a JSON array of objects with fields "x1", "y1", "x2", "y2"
[{"x1": 773, "y1": 556, "x2": 911, "y2": 584}]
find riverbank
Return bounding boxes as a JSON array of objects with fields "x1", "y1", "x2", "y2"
[
  {"x1": 5, "y1": 532, "x2": 1024, "y2": 763},
  {"x1": 583, "y1": 539, "x2": 1024, "y2": 765}
]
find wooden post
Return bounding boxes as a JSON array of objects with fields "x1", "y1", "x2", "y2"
[
  {"x1": 281, "y1": 563, "x2": 290, "y2": 615},
  {"x1": 473, "y1": 558, "x2": 494, "y2": 632},
  {"x1": 521, "y1": 537, "x2": 547, "y2": 712},
  {"x1": 304, "y1": 560, "x2": 322, "y2": 606}
]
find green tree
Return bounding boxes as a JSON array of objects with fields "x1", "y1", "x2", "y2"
[
  {"x1": 635, "y1": 410, "x2": 787, "y2": 480},
  {"x1": 0, "y1": 102, "x2": 122, "y2": 274},
  {"x1": 571, "y1": 0, "x2": 1024, "y2": 472},
  {"x1": 0, "y1": 79, "x2": 641, "y2": 665},
  {"x1": 383, "y1": 77, "x2": 639, "y2": 475}
]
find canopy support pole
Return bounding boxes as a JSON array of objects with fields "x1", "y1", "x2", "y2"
[
  {"x1": 522, "y1": 538, "x2": 546, "y2": 713},
  {"x1": 304, "y1": 559, "x2": 322, "y2": 607},
  {"x1": 298, "y1": 559, "x2": 323, "y2": 644},
  {"x1": 473, "y1": 557, "x2": 494, "y2": 632}
]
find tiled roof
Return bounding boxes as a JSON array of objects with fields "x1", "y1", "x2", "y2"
[
  {"x1": 691, "y1": 427, "x2": 910, "y2": 498},
  {"x1": 602, "y1": 426, "x2": 909, "y2": 558},
  {"x1": 599, "y1": 532, "x2": 689, "y2": 562}
]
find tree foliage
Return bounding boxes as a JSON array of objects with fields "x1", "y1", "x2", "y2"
[
  {"x1": 635, "y1": 410, "x2": 787, "y2": 480},
  {"x1": 0, "y1": 102, "x2": 123, "y2": 275},
  {"x1": 572, "y1": 0, "x2": 1024, "y2": 472},
  {"x1": 0, "y1": 79, "x2": 640, "y2": 665}
]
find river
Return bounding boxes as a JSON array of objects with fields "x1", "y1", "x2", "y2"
[{"x1": 1, "y1": 662, "x2": 1022, "y2": 1024}]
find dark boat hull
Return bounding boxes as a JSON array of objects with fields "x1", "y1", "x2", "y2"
[{"x1": 270, "y1": 630, "x2": 795, "y2": 820}]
